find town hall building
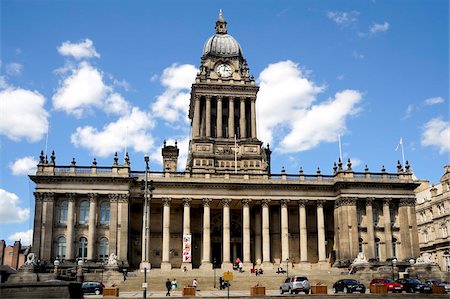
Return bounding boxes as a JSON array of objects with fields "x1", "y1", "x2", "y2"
[{"x1": 30, "y1": 11, "x2": 420, "y2": 272}]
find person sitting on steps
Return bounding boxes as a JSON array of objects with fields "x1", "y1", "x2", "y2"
[{"x1": 276, "y1": 266, "x2": 286, "y2": 274}]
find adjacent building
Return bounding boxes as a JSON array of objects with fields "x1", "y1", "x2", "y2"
[{"x1": 29, "y1": 11, "x2": 421, "y2": 272}]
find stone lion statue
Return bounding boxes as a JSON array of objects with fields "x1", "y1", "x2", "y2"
[
  {"x1": 25, "y1": 253, "x2": 37, "y2": 265},
  {"x1": 107, "y1": 253, "x2": 118, "y2": 266}
]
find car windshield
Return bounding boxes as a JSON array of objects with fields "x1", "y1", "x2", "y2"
[
  {"x1": 410, "y1": 279, "x2": 421, "y2": 284},
  {"x1": 383, "y1": 279, "x2": 394, "y2": 283},
  {"x1": 295, "y1": 277, "x2": 307, "y2": 281},
  {"x1": 345, "y1": 280, "x2": 358, "y2": 284}
]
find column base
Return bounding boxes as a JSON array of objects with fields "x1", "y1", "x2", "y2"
[
  {"x1": 295, "y1": 262, "x2": 312, "y2": 270},
  {"x1": 243, "y1": 262, "x2": 254, "y2": 271},
  {"x1": 317, "y1": 261, "x2": 330, "y2": 269},
  {"x1": 181, "y1": 263, "x2": 192, "y2": 271},
  {"x1": 221, "y1": 262, "x2": 233, "y2": 271},
  {"x1": 161, "y1": 262, "x2": 172, "y2": 271},
  {"x1": 139, "y1": 261, "x2": 152, "y2": 270},
  {"x1": 199, "y1": 262, "x2": 212, "y2": 270},
  {"x1": 261, "y1": 261, "x2": 273, "y2": 270}
]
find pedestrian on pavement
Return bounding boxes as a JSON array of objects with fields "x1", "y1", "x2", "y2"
[
  {"x1": 171, "y1": 278, "x2": 178, "y2": 295},
  {"x1": 192, "y1": 278, "x2": 198, "y2": 290},
  {"x1": 165, "y1": 278, "x2": 172, "y2": 296}
]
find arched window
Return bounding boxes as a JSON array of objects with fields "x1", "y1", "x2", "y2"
[
  {"x1": 358, "y1": 237, "x2": 363, "y2": 253},
  {"x1": 392, "y1": 237, "x2": 397, "y2": 258},
  {"x1": 56, "y1": 236, "x2": 66, "y2": 260},
  {"x1": 375, "y1": 237, "x2": 381, "y2": 259},
  {"x1": 99, "y1": 237, "x2": 109, "y2": 261},
  {"x1": 78, "y1": 237, "x2": 88, "y2": 260},
  {"x1": 59, "y1": 201, "x2": 68, "y2": 224},
  {"x1": 373, "y1": 206, "x2": 380, "y2": 226},
  {"x1": 99, "y1": 202, "x2": 110, "y2": 225},
  {"x1": 79, "y1": 201, "x2": 89, "y2": 224},
  {"x1": 442, "y1": 226, "x2": 448, "y2": 238},
  {"x1": 424, "y1": 230, "x2": 429, "y2": 243}
]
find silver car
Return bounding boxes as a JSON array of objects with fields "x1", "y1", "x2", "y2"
[{"x1": 280, "y1": 275, "x2": 311, "y2": 294}]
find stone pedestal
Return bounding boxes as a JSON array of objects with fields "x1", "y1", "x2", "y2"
[
  {"x1": 161, "y1": 262, "x2": 172, "y2": 271},
  {"x1": 221, "y1": 262, "x2": 233, "y2": 271},
  {"x1": 139, "y1": 261, "x2": 151, "y2": 270},
  {"x1": 261, "y1": 262, "x2": 273, "y2": 270},
  {"x1": 296, "y1": 262, "x2": 312, "y2": 270},
  {"x1": 199, "y1": 262, "x2": 212, "y2": 270}
]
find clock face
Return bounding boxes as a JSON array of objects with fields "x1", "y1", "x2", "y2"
[{"x1": 217, "y1": 63, "x2": 232, "y2": 77}]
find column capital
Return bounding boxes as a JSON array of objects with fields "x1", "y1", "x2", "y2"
[
  {"x1": 205, "y1": 95, "x2": 211, "y2": 101},
  {"x1": 261, "y1": 199, "x2": 271, "y2": 207},
  {"x1": 66, "y1": 193, "x2": 77, "y2": 202},
  {"x1": 335, "y1": 197, "x2": 357, "y2": 207},
  {"x1": 43, "y1": 192, "x2": 55, "y2": 202},
  {"x1": 241, "y1": 199, "x2": 251, "y2": 207},
  {"x1": 118, "y1": 194, "x2": 129, "y2": 203},
  {"x1": 280, "y1": 199, "x2": 290, "y2": 207},
  {"x1": 365, "y1": 197, "x2": 375, "y2": 206},
  {"x1": 216, "y1": 95, "x2": 223, "y2": 101},
  {"x1": 182, "y1": 198, "x2": 192, "y2": 207},
  {"x1": 202, "y1": 198, "x2": 212, "y2": 207},
  {"x1": 34, "y1": 192, "x2": 44, "y2": 202},
  {"x1": 162, "y1": 197, "x2": 171, "y2": 207},
  {"x1": 195, "y1": 95, "x2": 201, "y2": 101},
  {"x1": 88, "y1": 193, "x2": 98, "y2": 203},
  {"x1": 383, "y1": 198, "x2": 392, "y2": 206},
  {"x1": 229, "y1": 97, "x2": 234, "y2": 102},
  {"x1": 108, "y1": 193, "x2": 119, "y2": 202},
  {"x1": 316, "y1": 200, "x2": 326, "y2": 208},
  {"x1": 298, "y1": 199, "x2": 308, "y2": 207},
  {"x1": 399, "y1": 198, "x2": 415, "y2": 207},
  {"x1": 221, "y1": 198, "x2": 232, "y2": 207}
]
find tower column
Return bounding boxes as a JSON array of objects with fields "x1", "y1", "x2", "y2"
[
  {"x1": 193, "y1": 95, "x2": 201, "y2": 138},
  {"x1": 298, "y1": 200, "x2": 308, "y2": 263},
  {"x1": 200, "y1": 198, "x2": 212, "y2": 269},
  {"x1": 239, "y1": 97, "x2": 246, "y2": 138},
  {"x1": 280, "y1": 199, "x2": 290, "y2": 263},
  {"x1": 32, "y1": 193, "x2": 43, "y2": 259},
  {"x1": 407, "y1": 200, "x2": 420, "y2": 257},
  {"x1": 250, "y1": 97, "x2": 257, "y2": 138},
  {"x1": 383, "y1": 199, "x2": 393, "y2": 260},
  {"x1": 161, "y1": 198, "x2": 172, "y2": 270},
  {"x1": 87, "y1": 193, "x2": 97, "y2": 261},
  {"x1": 108, "y1": 194, "x2": 118, "y2": 257},
  {"x1": 317, "y1": 200, "x2": 327, "y2": 263},
  {"x1": 66, "y1": 193, "x2": 76, "y2": 261},
  {"x1": 118, "y1": 194, "x2": 129, "y2": 264},
  {"x1": 242, "y1": 199, "x2": 251, "y2": 266},
  {"x1": 255, "y1": 207, "x2": 262, "y2": 265},
  {"x1": 216, "y1": 96, "x2": 223, "y2": 138},
  {"x1": 365, "y1": 198, "x2": 375, "y2": 259},
  {"x1": 222, "y1": 199, "x2": 232, "y2": 269},
  {"x1": 228, "y1": 97, "x2": 235, "y2": 138},
  {"x1": 261, "y1": 199, "x2": 272, "y2": 268},
  {"x1": 42, "y1": 193, "x2": 55, "y2": 261},
  {"x1": 399, "y1": 198, "x2": 412, "y2": 259},
  {"x1": 205, "y1": 95, "x2": 211, "y2": 137}
]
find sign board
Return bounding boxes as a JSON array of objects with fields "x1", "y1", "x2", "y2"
[
  {"x1": 223, "y1": 271, "x2": 233, "y2": 281},
  {"x1": 183, "y1": 234, "x2": 192, "y2": 263},
  {"x1": 142, "y1": 282, "x2": 148, "y2": 288}
]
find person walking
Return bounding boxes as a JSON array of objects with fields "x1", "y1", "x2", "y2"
[
  {"x1": 171, "y1": 278, "x2": 178, "y2": 295},
  {"x1": 192, "y1": 278, "x2": 198, "y2": 290},
  {"x1": 165, "y1": 278, "x2": 172, "y2": 296}
]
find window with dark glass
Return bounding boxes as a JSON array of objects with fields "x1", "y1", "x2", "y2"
[{"x1": 99, "y1": 202, "x2": 110, "y2": 225}]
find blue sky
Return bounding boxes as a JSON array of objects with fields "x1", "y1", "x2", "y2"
[{"x1": 1, "y1": 0, "x2": 448, "y2": 245}]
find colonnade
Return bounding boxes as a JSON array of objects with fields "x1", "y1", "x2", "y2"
[{"x1": 192, "y1": 95, "x2": 257, "y2": 139}]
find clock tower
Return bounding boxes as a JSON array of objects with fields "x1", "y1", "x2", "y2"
[{"x1": 187, "y1": 10, "x2": 270, "y2": 174}]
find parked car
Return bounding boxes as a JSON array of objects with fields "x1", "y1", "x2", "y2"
[
  {"x1": 396, "y1": 278, "x2": 432, "y2": 293},
  {"x1": 81, "y1": 281, "x2": 104, "y2": 295},
  {"x1": 425, "y1": 279, "x2": 450, "y2": 293},
  {"x1": 332, "y1": 279, "x2": 366, "y2": 293},
  {"x1": 369, "y1": 278, "x2": 403, "y2": 293},
  {"x1": 279, "y1": 275, "x2": 311, "y2": 294}
]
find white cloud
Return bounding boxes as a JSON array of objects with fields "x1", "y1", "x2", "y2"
[
  {"x1": 0, "y1": 76, "x2": 9, "y2": 89},
  {"x1": 257, "y1": 60, "x2": 362, "y2": 152},
  {"x1": 151, "y1": 64, "x2": 197, "y2": 123},
  {"x1": 8, "y1": 229, "x2": 33, "y2": 246},
  {"x1": 104, "y1": 93, "x2": 131, "y2": 116},
  {"x1": 370, "y1": 22, "x2": 390, "y2": 34},
  {"x1": 52, "y1": 62, "x2": 110, "y2": 117},
  {"x1": 0, "y1": 87, "x2": 49, "y2": 142},
  {"x1": 327, "y1": 11, "x2": 359, "y2": 26},
  {"x1": 9, "y1": 156, "x2": 38, "y2": 175},
  {"x1": 403, "y1": 104, "x2": 415, "y2": 119},
  {"x1": 57, "y1": 38, "x2": 100, "y2": 60},
  {"x1": 352, "y1": 50, "x2": 364, "y2": 60},
  {"x1": 6, "y1": 62, "x2": 23, "y2": 76},
  {"x1": 71, "y1": 107, "x2": 155, "y2": 157},
  {"x1": 421, "y1": 118, "x2": 450, "y2": 154},
  {"x1": 0, "y1": 189, "x2": 30, "y2": 224},
  {"x1": 424, "y1": 96, "x2": 444, "y2": 106}
]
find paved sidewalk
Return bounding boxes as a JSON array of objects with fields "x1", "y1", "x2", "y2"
[{"x1": 118, "y1": 290, "x2": 283, "y2": 297}]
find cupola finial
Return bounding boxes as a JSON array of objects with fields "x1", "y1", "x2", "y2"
[{"x1": 215, "y1": 9, "x2": 227, "y2": 34}]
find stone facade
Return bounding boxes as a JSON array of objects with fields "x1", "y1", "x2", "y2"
[
  {"x1": 29, "y1": 11, "x2": 421, "y2": 271},
  {"x1": 416, "y1": 165, "x2": 450, "y2": 272}
]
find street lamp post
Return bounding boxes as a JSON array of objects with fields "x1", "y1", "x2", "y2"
[
  {"x1": 392, "y1": 258, "x2": 397, "y2": 280},
  {"x1": 213, "y1": 258, "x2": 217, "y2": 288},
  {"x1": 409, "y1": 258, "x2": 415, "y2": 278},
  {"x1": 286, "y1": 258, "x2": 289, "y2": 278},
  {"x1": 143, "y1": 155, "x2": 150, "y2": 299}
]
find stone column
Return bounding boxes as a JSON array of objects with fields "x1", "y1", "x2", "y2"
[
  {"x1": 348, "y1": 199, "x2": 359, "y2": 258},
  {"x1": 261, "y1": 199, "x2": 272, "y2": 267},
  {"x1": 87, "y1": 193, "x2": 98, "y2": 261},
  {"x1": 42, "y1": 193, "x2": 55, "y2": 261},
  {"x1": 118, "y1": 194, "x2": 129, "y2": 264},
  {"x1": 298, "y1": 200, "x2": 308, "y2": 263},
  {"x1": 161, "y1": 198, "x2": 172, "y2": 270},
  {"x1": 216, "y1": 96, "x2": 223, "y2": 138},
  {"x1": 365, "y1": 198, "x2": 375, "y2": 259},
  {"x1": 205, "y1": 96, "x2": 211, "y2": 137},
  {"x1": 407, "y1": 200, "x2": 420, "y2": 257},
  {"x1": 383, "y1": 199, "x2": 393, "y2": 260},
  {"x1": 239, "y1": 97, "x2": 246, "y2": 138},
  {"x1": 336, "y1": 199, "x2": 351, "y2": 260},
  {"x1": 250, "y1": 97, "x2": 257, "y2": 139},
  {"x1": 32, "y1": 192, "x2": 44, "y2": 259},
  {"x1": 108, "y1": 194, "x2": 119, "y2": 257},
  {"x1": 254, "y1": 207, "x2": 262, "y2": 265},
  {"x1": 221, "y1": 199, "x2": 232, "y2": 269},
  {"x1": 228, "y1": 97, "x2": 235, "y2": 138},
  {"x1": 193, "y1": 95, "x2": 201, "y2": 138},
  {"x1": 399, "y1": 198, "x2": 412, "y2": 259},
  {"x1": 242, "y1": 199, "x2": 251, "y2": 265},
  {"x1": 280, "y1": 199, "x2": 290, "y2": 263},
  {"x1": 333, "y1": 201, "x2": 340, "y2": 261},
  {"x1": 66, "y1": 193, "x2": 76, "y2": 261},
  {"x1": 200, "y1": 198, "x2": 212, "y2": 269},
  {"x1": 317, "y1": 200, "x2": 327, "y2": 263},
  {"x1": 181, "y1": 198, "x2": 192, "y2": 270}
]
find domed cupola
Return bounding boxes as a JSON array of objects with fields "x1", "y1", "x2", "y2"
[{"x1": 202, "y1": 9, "x2": 243, "y2": 58}]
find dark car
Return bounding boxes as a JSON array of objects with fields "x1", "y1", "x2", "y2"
[
  {"x1": 81, "y1": 281, "x2": 104, "y2": 295},
  {"x1": 396, "y1": 278, "x2": 431, "y2": 293},
  {"x1": 332, "y1": 279, "x2": 365, "y2": 293}
]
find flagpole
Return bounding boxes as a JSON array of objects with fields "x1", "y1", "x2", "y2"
[
  {"x1": 124, "y1": 125, "x2": 129, "y2": 161},
  {"x1": 44, "y1": 124, "x2": 50, "y2": 157},
  {"x1": 338, "y1": 134, "x2": 343, "y2": 161},
  {"x1": 401, "y1": 139, "x2": 405, "y2": 167}
]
